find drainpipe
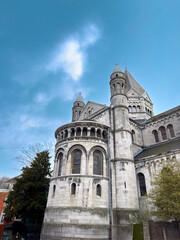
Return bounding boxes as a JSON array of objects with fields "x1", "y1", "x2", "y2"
[{"x1": 107, "y1": 127, "x2": 113, "y2": 240}]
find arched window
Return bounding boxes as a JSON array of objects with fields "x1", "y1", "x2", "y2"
[
  {"x1": 58, "y1": 153, "x2": 63, "y2": 176},
  {"x1": 132, "y1": 106, "x2": 136, "y2": 112},
  {"x1": 76, "y1": 127, "x2": 81, "y2": 136},
  {"x1": 72, "y1": 149, "x2": 82, "y2": 174},
  {"x1": 60, "y1": 132, "x2": 63, "y2": 140},
  {"x1": 96, "y1": 184, "x2": 101, "y2": 197},
  {"x1": 159, "y1": 126, "x2": 167, "y2": 140},
  {"x1": 97, "y1": 129, "x2": 101, "y2": 138},
  {"x1": 53, "y1": 185, "x2": 56, "y2": 196},
  {"x1": 137, "y1": 173, "x2": 147, "y2": 196},
  {"x1": 64, "y1": 129, "x2": 68, "y2": 138},
  {"x1": 71, "y1": 128, "x2": 75, "y2": 137},
  {"x1": 82, "y1": 127, "x2": 87, "y2": 136},
  {"x1": 93, "y1": 150, "x2": 103, "y2": 175},
  {"x1": 131, "y1": 130, "x2": 135, "y2": 143},
  {"x1": 102, "y1": 130, "x2": 108, "y2": 140},
  {"x1": 137, "y1": 106, "x2": 141, "y2": 112},
  {"x1": 90, "y1": 128, "x2": 95, "y2": 137},
  {"x1": 128, "y1": 106, "x2": 132, "y2": 112},
  {"x1": 167, "y1": 124, "x2": 175, "y2": 138},
  {"x1": 152, "y1": 130, "x2": 159, "y2": 143},
  {"x1": 71, "y1": 183, "x2": 76, "y2": 195}
]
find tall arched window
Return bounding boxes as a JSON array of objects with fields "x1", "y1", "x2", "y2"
[
  {"x1": 96, "y1": 184, "x2": 101, "y2": 197},
  {"x1": 58, "y1": 153, "x2": 63, "y2": 176},
  {"x1": 159, "y1": 126, "x2": 167, "y2": 140},
  {"x1": 131, "y1": 130, "x2": 135, "y2": 143},
  {"x1": 72, "y1": 150, "x2": 82, "y2": 174},
  {"x1": 152, "y1": 130, "x2": 159, "y2": 143},
  {"x1": 93, "y1": 150, "x2": 103, "y2": 175},
  {"x1": 128, "y1": 106, "x2": 132, "y2": 112},
  {"x1": 137, "y1": 173, "x2": 147, "y2": 196},
  {"x1": 71, "y1": 183, "x2": 76, "y2": 195},
  {"x1": 167, "y1": 124, "x2": 175, "y2": 138}
]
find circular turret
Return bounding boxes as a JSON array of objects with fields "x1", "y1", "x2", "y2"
[{"x1": 72, "y1": 92, "x2": 85, "y2": 122}]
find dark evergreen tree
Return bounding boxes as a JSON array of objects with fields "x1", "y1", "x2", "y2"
[{"x1": 4, "y1": 151, "x2": 51, "y2": 223}]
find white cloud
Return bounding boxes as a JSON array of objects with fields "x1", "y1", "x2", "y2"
[
  {"x1": 46, "y1": 40, "x2": 83, "y2": 81},
  {"x1": 46, "y1": 23, "x2": 100, "y2": 82},
  {"x1": 81, "y1": 24, "x2": 100, "y2": 47}
]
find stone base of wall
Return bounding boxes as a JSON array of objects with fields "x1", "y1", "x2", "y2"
[
  {"x1": 40, "y1": 207, "x2": 109, "y2": 240},
  {"x1": 40, "y1": 223, "x2": 109, "y2": 240},
  {"x1": 112, "y1": 209, "x2": 138, "y2": 240}
]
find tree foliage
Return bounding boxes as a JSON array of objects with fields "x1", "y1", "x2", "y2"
[
  {"x1": 148, "y1": 160, "x2": 180, "y2": 221},
  {"x1": 4, "y1": 151, "x2": 52, "y2": 223}
]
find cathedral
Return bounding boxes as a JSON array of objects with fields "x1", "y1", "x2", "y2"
[{"x1": 41, "y1": 64, "x2": 180, "y2": 240}]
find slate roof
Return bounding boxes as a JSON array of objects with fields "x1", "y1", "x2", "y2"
[
  {"x1": 144, "y1": 105, "x2": 180, "y2": 124},
  {"x1": 125, "y1": 69, "x2": 145, "y2": 96},
  {"x1": 135, "y1": 138, "x2": 180, "y2": 160}
]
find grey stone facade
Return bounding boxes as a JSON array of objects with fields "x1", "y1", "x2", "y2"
[{"x1": 41, "y1": 64, "x2": 180, "y2": 240}]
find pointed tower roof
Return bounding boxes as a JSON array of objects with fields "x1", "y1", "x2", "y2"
[
  {"x1": 112, "y1": 63, "x2": 122, "y2": 73},
  {"x1": 75, "y1": 92, "x2": 84, "y2": 103}
]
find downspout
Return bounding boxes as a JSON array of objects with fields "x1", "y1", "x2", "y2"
[{"x1": 107, "y1": 127, "x2": 113, "y2": 240}]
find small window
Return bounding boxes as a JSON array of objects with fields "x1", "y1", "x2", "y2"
[
  {"x1": 102, "y1": 130, "x2": 107, "y2": 140},
  {"x1": 90, "y1": 128, "x2": 95, "y2": 137},
  {"x1": 82, "y1": 127, "x2": 87, "y2": 136},
  {"x1": 76, "y1": 127, "x2": 81, "y2": 136},
  {"x1": 71, "y1": 128, "x2": 75, "y2": 137},
  {"x1": 53, "y1": 185, "x2": 56, "y2": 196},
  {"x1": 71, "y1": 183, "x2": 76, "y2": 195},
  {"x1": 96, "y1": 184, "x2": 101, "y2": 197},
  {"x1": 131, "y1": 130, "x2": 135, "y2": 142},
  {"x1": 137, "y1": 105, "x2": 141, "y2": 112},
  {"x1": 132, "y1": 106, "x2": 136, "y2": 112},
  {"x1": 138, "y1": 173, "x2": 147, "y2": 196},
  {"x1": 64, "y1": 129, "x2": 68, "y2": 138},
  {"x1": 97, "y1": 129, "x2": 101, "y2": 138},
  {"x1": 152, "y1": 130, "x2": 159, "y2": 143},
  {"x1": 128, "y1": 106, "x2": 132, "y2": 112}
]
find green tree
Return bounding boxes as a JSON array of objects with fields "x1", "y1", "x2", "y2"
[
  {"x1": 148, "y1": 160, "x2": 180, "y2": 221},
  {"x1": 4, "y1": 151, "x2": 52, "y2": 223}
]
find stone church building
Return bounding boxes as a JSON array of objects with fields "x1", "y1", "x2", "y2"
[{"x1": 41, "y1": 64, "x2": 180, "y2": 240}]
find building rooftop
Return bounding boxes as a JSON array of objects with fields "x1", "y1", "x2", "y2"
[{"x1": 135, "y1": 137, "x2": 180, "y2": 160}]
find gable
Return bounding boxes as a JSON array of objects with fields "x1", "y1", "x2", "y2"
[{"x1": 78, "y1": 101, "x2": 107, "y2": 120}]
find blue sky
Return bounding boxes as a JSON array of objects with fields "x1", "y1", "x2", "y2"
[{"x1": 1, "y1": 0, "x2": 180, "y2": 177}]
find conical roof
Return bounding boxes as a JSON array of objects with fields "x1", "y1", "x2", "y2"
[
  {"x1": 112, "y1": 63, "x2": 122, "y2": 73},
  {"x1": 75, "y1": 92, "x2": 84, "y2": 102}
]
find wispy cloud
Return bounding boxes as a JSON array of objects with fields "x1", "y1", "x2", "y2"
[
  {"x1": 46, "y1": 23, "x2": 100, "y2": 82},
  {"x1": 12, "y1": 23, "x2": 100, "y2": 107},
  {"x1": 46, "y1": 40, "x2": 83, "y2": 81}
]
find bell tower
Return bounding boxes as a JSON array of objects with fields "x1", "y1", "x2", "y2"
[
  {"x1": 72, "y1": 92, "x2": 85, "y2": 122},
  {"x1": 110, "y1": 64, "x2": 139, "y2": 239}
]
